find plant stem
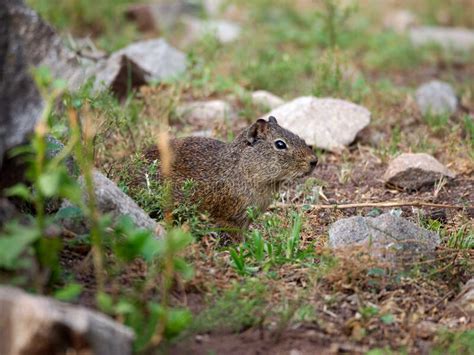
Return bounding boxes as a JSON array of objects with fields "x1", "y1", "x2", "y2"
[{"x1": 69, "y1": 109, "x2": 105, "y2": 293}]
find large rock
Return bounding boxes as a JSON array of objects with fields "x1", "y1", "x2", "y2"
[
  {"x1": 415, "y1": 80, "x2": 458, "y2": 116},
  {"x1": 410, "y1": 26, "x2": 474, "y2": 52},
  {"x1": 451, "y1": 278, "x2": 474, "y2": 316},
  {"x1": 251, "y1": 90, "x2": 285, "y2": 110},
  {"x1": 63, "y1": 171, "x2": 165, "y2": 238},
  {"x1": 176, "y1": 100, "x2": 235, "y2": 128},
  {"x1": 94, "y1": 39, "x2": 186, "y2": 97},
  {"x1": 384, "y1": 153, "x2": 455, "y2": 191},
  {"x1": 262, "y1": 97, "x2": 371, "y2": 152},
  {"x1": 1, "y1": 0, "x2": 94, "y2": 91},
  {"x1": 328, "y1": 213, "x2": 440, "y2": 261},
  {"x1": 0, "y1": 0, "x2": 43, "y2": 167},
  {"x1": 0, "y1": 286, "x2": 134, "y2": 355}
]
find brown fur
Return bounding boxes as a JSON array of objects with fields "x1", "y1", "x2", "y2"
[{"x1": 146, "y1": 117, "x2": 318, "y2": 231}]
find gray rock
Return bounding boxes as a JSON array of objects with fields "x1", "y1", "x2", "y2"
[
  {"x1": 176, "y1": 100, "x2": 235, "y2": 128},
  {"x1": 384, "y1": 153, "x2": 455, "y2": 191},
  {"x1": 328, "y1": 213, "x2": 440, "y2": 261},
  {"x1": 1, "y1": 0, "x2": 95, "y2": 92},
  {"x1": 262, "y1": 97, "x2": 371, "y2": 152},
  {"x1": 94, "y1": 39, "x2": 186, "y2": 97},
  {"x1": 410, "y1": 26, "x2": 474, "y2": 52},
  {"x1": 251, "y1": 90, "x2": 285, "y2": 110},
  {"x1": 183, "y1": 17, "x2": 241, "y2": 44},
  {"x1": 451, "y1": 278, "x2": 474, "y2": 316},
  {"x1": 0, "y1": 0, "x2": 43, "y2": 167},
  {"x1": 0, "y1": 286, "x2": 134, "y2": 355},
  {"x1": 415, "y1": 80, "x2": 458, "y2": 116},
  {"x1": 64, "y1": 171, "x2": 165, "y2": 238}
]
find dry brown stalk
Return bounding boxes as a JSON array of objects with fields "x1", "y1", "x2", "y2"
[{"x1": 271, "y1": 201, "x2": 473, "y2": 210}]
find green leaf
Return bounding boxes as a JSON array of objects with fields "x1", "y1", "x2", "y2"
[
  {"x1": 115, "y1": 299, "x2": 136, "y2": 315},
  {"x1": 54, "y1": 206, "x2": 84, "y2": 220},
  {"x1": 380, "y1": 313, "x2": 395, "y2": 325},
  {"x1": 140, "y1": 235, "x2": 162, "y2": 262},
  {"x1": 0, "y1": 222, "x2": 40, "y2": 269},
  {"x1": 164, "y1": 308, "x2": 192, "y2": 338},
  {"x1": 38, "y1": 170, "x2": 62, "y2": 197},
  {"x1": 97, "y1": 292, "x2": 114, "y2": 314},
  {"x1": 167, "y1": 228, "x2": 194, "y2": 254},
  {"x1": 230, "y1": 248, "x2": 246, "y2": 274},
  {"x1": 4, "y1": 184, "x2": 32, "y2": 201},
  {"x1": 174, "y1": 258, "x2": 194, "y2": 280},
  {"x1": 54, "y1": 283, "x2": 83, "y2": 302}
]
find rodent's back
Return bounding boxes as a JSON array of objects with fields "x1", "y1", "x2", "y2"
[{"x1": 169, "y1": 137, "x2": 230, "y2": 182}]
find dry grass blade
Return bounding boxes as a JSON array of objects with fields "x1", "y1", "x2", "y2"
[{"x1": 271, "y1": 201, "x2": 474, "y2": 210}]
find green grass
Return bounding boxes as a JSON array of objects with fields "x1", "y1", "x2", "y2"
[
  {"x1": 432, "y1": 330, "x2": 474, "y2": 355},
  {"x1": 190, "y1": 280, "x2": 268, "y2": 333},
  {"x1": 229, "y1": 210, "x2": 318, "y2": 276},
  {"x1": 27, "y1": 0, "x2": 140, "y2": 51}
]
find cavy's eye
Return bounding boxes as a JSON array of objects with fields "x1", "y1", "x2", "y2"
[{"x1": 274, "y1": 140, "x2": 287, "y2": 150}]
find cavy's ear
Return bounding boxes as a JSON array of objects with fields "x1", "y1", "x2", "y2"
[
  {"x1": 247, "y1": 119, "x2": 269, "y2": 144},
  {"x1": 268, "y1": 116, "x2": 278, "y2": 124}
]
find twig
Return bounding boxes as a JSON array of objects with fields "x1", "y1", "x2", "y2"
[
  {"x1": 426, "y1": 289, "x2": 455, "y2": 313},
  {"x1": 271, "y1": 201, "x2": 473, "y2": 211}
]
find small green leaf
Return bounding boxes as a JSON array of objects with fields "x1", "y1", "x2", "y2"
[
  {"x1": 0, "y1": 222, "x2": 40, "y2": 269},
  {"x1": 97, "y1": 292, "x2": 114, "y2": 314},
  {"x1": 174, "y1": 258, "x2": 194, "y2": 280},
  {"x1": 164, "y1": 308, "x2": 192, "y2": 338},
  {"x1": 54, "y1": 206, "x2": 84, "y2": 221},
  {"x1": 4, "y1": 184, "x2": 32, "y2": 201},
  {"x1": 38, "y1": 171, "x2": 62, "y2": 197},
  {"x1": 380, "y1": 314, "x2": 395, "y2": 325},
  {"x1": 54, "y1": 283, "x2": 82, "y2": 302},
  {"x1": 115, "y1": 299, "x2": 136, "y2": 315}
]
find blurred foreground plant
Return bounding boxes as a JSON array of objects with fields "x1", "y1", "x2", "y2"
[{"x1": 0, "y1": 67, "x2": 194, "y2": 350}]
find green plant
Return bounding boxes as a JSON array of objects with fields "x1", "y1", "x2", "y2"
[
  {"x1": 432, "y1": 330, "x2": 474, "y2": 355},
  {"x1": 316, "y1": 0, "x2": 358, "y2": 48},
  {"x1": 312, "y1": 49, "x2": 369, "y2": 102},
  {"x1": 447, "y1": 226, "x2": 474, "y2": 250},
  {"x1": 2, "y1": 68, "x2": 82, "y2": 290},
  {"x1": 0, "y1": 67, "x2": 195, "y2": 350},
  {"x1": 27, "y1": 0, "x2": 140, "y2": 52},
  {"x1": 421, "y1": 218, "x2": 473, "y2": 250},
  {"x1": 423, "y1": 112, "x2": 450, "y2": 132},
  {"x1": 190, "y1": 280, "x2": 267, "y2": 333},
  {"x1": 463, "y1": 115, "x2": 474, "y2": 148},
  {"x1": 229, "y1": 211, "x2": 315, "y2": 275},
  {"x1": 241, "y1": 48, "x2": 308, "y2": 95}
]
